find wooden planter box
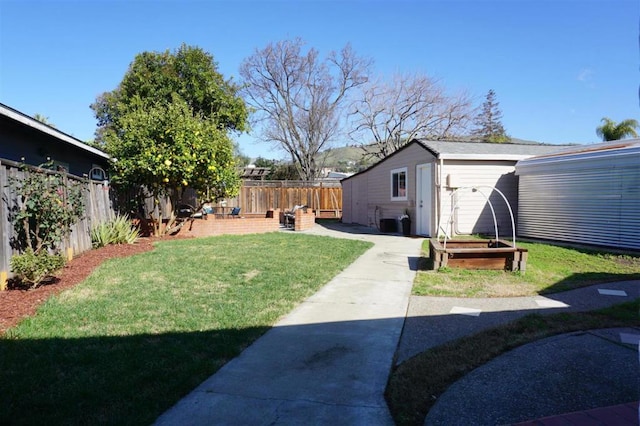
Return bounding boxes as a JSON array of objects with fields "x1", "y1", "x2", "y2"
[{"x1": 429, "y1": 238, "x2": 528, "y2": 272}]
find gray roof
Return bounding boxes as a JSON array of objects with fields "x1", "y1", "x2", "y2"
[
  {"x1": 416, "y1": 139, "x2": 572, "y2": 160},
  {"x1": 341, "y1": 138, "x2": 575, "y2": 183}
]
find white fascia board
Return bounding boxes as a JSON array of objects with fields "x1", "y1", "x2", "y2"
[
  {"x1": 1, "y1": 105, "x2": 110, "y2": 160},
  {"x1": 438, "y1": 153, "x2": 530, "y2": 161}
]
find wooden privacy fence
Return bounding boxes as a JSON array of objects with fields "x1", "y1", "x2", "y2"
[
  {"x1": 0, "y1": 160, "x2": 344, "y2": 284},
  {"x1": 0, "y1": 159, "x2": 117, "y2": 283},
  {"x1": 223, "y1": 180, "x2": 342, "y2": 218}
]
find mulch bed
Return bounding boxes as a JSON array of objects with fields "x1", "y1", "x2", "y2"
[{"x1": 0, "y1": 239, "x2": 156, "y2": 334}]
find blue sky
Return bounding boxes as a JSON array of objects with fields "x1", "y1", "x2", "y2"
[{"x1": 1, "y1": 0, "x2": 638, "y2": 159}]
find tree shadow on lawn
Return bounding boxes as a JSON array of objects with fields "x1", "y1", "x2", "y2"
[
  {"x1": 415, "y1": 249, "x2": 640, "y2": 294},
  {"x1": 0, "y1": 326, "x2": 269, "y2": 425}
]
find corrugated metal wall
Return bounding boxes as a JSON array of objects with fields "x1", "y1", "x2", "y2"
[{"x1": 516, "y1": 146, "x2": 640, "y2": 250}]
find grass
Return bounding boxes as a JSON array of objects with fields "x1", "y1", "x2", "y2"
[
  {"x1": 413, "y1": 239, "x2": 640, "y2": 297},
  {"x1": 0, "y1": 232, "x2": 372, "y2": 425},
  {"x1": 385, "y1": 299, "x2": 640, "y2": 426}
]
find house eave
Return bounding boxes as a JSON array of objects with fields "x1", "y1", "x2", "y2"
[{"x1": 0, "y1": 103, "x2": 110, "y2": 160}]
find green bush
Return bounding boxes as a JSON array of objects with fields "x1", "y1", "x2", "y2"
[
  {"x1": 7, "y1": 161, "x2": 84, "y2": 253},
  {"x1": 90, "y1": 221, "x2": 113, "y2": 248},
  {"x1": 10, "y1": 248, "x2": 65, "y2": 288},
  {"x1": 91, "y1": 214, "x2": 140, "y2": 248},
  {"x1": 110, "y1": 214, "x2": 140, "y2": 244}
]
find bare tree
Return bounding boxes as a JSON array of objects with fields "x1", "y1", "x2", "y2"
[
  {"x1": 349, "y1": 73, "x2": 474, "y2": 159},
  {"x1": 240, "y1": 38, "x2": 370, "y2": 180}
]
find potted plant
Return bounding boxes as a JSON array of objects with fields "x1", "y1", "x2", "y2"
[{"x1": 400, "y1": 209, "x2": 411, "y2": 236}]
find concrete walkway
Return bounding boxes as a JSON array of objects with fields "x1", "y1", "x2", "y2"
[
  {"x1": 155, "y1": 223, "x2": 424, "y2": 425},
  {"x1": 396, "y1": 281, "x2": 640, "y2": 425},
  {"x1": 155, "y1": 222, "x2": 639, "y2": 425}
]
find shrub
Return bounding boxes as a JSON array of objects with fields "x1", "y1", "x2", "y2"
[
  {"x1": 91, "y1": 214, "x2": 140, "y2": 248},
  {"x1": 10, "y1": 248, "x2": 65, "y2": 288},
  {"x1": 90, "y1": 221, "x2": 113, "y2": 248},
  {"x1": 7, "y1": 161, "x2": 84, "y2": 253},
  {"x1": 110, "y1": 214, "x2": 140, "y2": 244}
]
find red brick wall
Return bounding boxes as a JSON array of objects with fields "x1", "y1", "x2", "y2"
[
  {"x1": 177, "y1": 209, "x2": 281, "y2": 238},
  {"x1": 295, "y1": 210, "x2": 316, "y2": 231}
]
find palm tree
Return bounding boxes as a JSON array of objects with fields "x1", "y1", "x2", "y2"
[{"x1": 596, "y1": 117, "x2": 639, "y2": 141}]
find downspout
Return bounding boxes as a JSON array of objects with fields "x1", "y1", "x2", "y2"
[{"x1": 436, "y1": 156, "x2": 445, "y2": 238}]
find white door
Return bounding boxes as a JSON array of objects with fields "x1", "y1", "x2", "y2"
[{"x1": 416, "y1": 164, "x2": 432, "y2": 236}]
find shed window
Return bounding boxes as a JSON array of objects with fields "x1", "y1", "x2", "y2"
[{"x1": 391, "y1": 167, "x2": 407, "y2": 200}]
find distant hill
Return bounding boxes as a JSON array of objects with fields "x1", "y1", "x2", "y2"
[
  {"x1": 317, "y1": 144, "x2": 377, "y2": 173},
  {"x1": 315, "y1": 136, "x2": 555, "y2": 173}
]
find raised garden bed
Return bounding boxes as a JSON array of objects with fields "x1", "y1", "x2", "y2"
[{"x1": 429, "y1": 238, "x2": 528, "y2": 272}]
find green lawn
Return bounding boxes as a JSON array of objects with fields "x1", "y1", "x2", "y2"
[
  {"x1": 413, "y1": 240, "x2": 640, "y2": 297},
  {"x1": 0, "y1": 233, "x2": 372, "y2": 425}
]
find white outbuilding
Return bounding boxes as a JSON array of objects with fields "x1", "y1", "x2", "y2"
[
  {"x1": 515, "y1": 140, "x2": 640, "y2": 250},
  {"x1": 341, "y1": 139, "x2": 565, "y2": 237}
]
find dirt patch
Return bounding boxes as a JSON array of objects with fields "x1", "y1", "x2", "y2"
[{"x1": 0, "y1": 239, "x2": 156, "y2": 334}]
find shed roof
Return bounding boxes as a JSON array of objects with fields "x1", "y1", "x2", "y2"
[
  {"x1": 341, "y1": 138, "x2": 569, "y2": 182},
  {"x1": 416, "y1": 139, "x2": 569, "y2": 160},
  {"x1": 0, "y1": 103, "x2": 110, "y2": 160}
]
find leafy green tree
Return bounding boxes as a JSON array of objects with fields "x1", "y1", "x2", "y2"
[
  {"x1": 91, "y1": 44, "x2": 248, "y2": 235},
  {"x1": 472, "y1": 89, "x2": 510, "y2": 143},
  {"x1": 105, "y1": 96, "x2": 238, "y2": 199},
  {"x1": 33, "y1": 113, "x2": 56, "y2": 128},
  {"x1": 233, "y1": 142, "x2": 251, "y2": 167},
  {"x1": 83, "y1": 139, "x2": 106, "y2": 152},
  {"x1": 251, "y1": 158, "x2": 298, "y2": 180},
  {"x1": 93, "y1": 44, "x2": 247, "y2": 134},
  {"x1": 268, "y1": 162, "x2": 300, "y2": 180},
  {"x1": 596, "y1": 117, "x2": 639, "y2": 141},
  {"x1": 253, "y1": 157, "x2": 276, "y2": 168}
]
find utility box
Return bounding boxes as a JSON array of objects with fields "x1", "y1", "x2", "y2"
[
  {"x1": 380, "y1": 218, "x2": 397, "y2": 233},
  {"x1": 447, "y1": 173, "x2": 460, "y2": 189}
]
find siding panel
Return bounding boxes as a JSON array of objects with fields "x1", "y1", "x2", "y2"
[
  {"x1": 341, "y1": 143, "x2": 435, "y2": 232},
  {"x1": 439, "y1": 161, "x2": 518, "y2": 238}
]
